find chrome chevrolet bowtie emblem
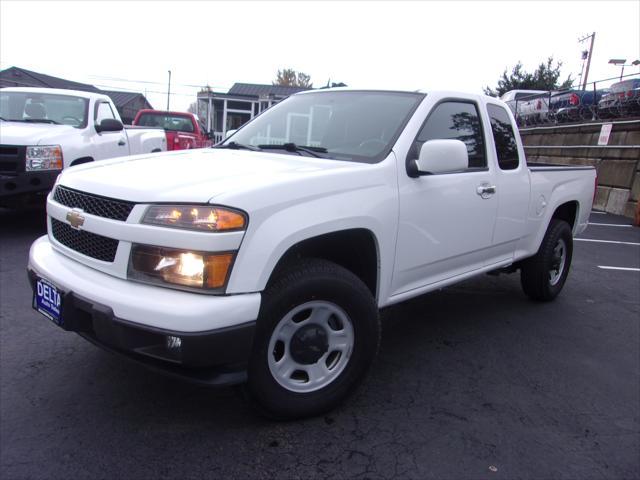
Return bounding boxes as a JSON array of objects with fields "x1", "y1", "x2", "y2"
[{"x1": 66, "y1": 210, "x2": 85, "y2": 229}]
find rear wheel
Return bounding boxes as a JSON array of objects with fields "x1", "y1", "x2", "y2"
[
  {"x1": 520, "y1": 219, "x2": 573, "y2": 301},
  {"x1": 247, "y1": 259, "x2": 380, "y2": 419}
]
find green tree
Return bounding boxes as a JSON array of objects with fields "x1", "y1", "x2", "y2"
[
  {"x1": 484, "y1": 57, "x2": 573, "y2": 97},
  {"x1": 273, "y1": 68, "x2": 313, "y2": 88}
]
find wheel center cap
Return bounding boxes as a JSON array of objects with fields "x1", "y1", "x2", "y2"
[{"x1": 290, "y1": 323, "x2": 328, "y2": 364}]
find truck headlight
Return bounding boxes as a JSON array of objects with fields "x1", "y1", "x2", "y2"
[
  {"x1": 128, "y1": 244, "x2": 234, "y2": 291},
  {"x1": 26, "y1": 145, "x2": 63, "y2": 171},
  {"x1": 142, "y1": 205, "x2": 246, "y2": 232}
]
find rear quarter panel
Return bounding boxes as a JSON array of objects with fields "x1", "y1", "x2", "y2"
[{"x1": 514, "y1": 167, "x2": 596, "y2": 260}]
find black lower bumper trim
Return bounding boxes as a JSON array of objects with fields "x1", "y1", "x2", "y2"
[
  {"x1": 28, "y1": 269, "x2": 256, "y2": 386},
  {"x1": 1, "y1": 170, "x2": 59, "y2": 201}
]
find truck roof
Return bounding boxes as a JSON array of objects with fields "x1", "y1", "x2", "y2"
[
  {"x1": 0, "y1": 87, "x2": 110, "y2": 100},
  {"x1": 294, "y1": 87, "x2": 501, "y2": 103},
  {"x1": 135, "y1": 109, "x2": 196, "y2": 117}
]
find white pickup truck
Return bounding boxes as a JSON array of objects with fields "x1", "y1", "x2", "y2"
[
  {"x1": 27, "y1": 89, "x2": 596, "y2": 419},
  {"x1": 0, "y1": 87, "x2": 166, "y2": 208}
]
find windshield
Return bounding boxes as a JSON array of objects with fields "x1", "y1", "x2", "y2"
[
  {"x1": 0, "y1": 91, "x2": 89, "y2": 128},
  {"x1": 224, "y1": 91, "x2": 424, "y2": 162},
  {"x1": 137, "y1": 113, "x2": 195, "y2": 132}
]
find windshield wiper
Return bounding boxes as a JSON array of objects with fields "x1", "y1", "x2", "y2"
[
  {"x1": 214, "y1": 141, "x2": 261, "y2": 151},
  {"x1": 22, "y1": 118, "x2": 60, "y2": 125},
  {"x1": 258, "y1": 143, "x2": 327, "y2": 158}
]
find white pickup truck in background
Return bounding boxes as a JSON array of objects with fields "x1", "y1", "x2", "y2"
[
  {"x1": 0, "y1": 87, "x2": 166, "y2": 208},
  {"x1": 27, "y1": 88, "x2": 596, "y2": 419}
]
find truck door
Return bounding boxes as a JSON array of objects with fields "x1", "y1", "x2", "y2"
[
  {"x1": 392, "y1": 100, "x2": 499, "y2": 296},
  {"x1": 93, "y1": 101, "x2": 127, "y2": 160},
  {"x1": 483, "y1": 102, "x2": 530, "y2": 264}
]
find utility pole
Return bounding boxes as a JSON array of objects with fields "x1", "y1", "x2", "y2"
[
  {"x1": 579, "y1": 32, "x2": 595, "y2": 90},
  {"x1": 167, "y1": 70, "x2": 171, "y2": 110}
]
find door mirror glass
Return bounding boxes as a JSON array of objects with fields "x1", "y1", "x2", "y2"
[
  {"x1": 96, "y1": 118, "x2": 123, "y2": 133},
  {"x1": 415, "y1": 139, "x2": 469, "y2": 175}
]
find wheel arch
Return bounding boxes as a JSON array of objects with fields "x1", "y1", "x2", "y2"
[
  {"x1": 551, "y1": 200, "x2": 578, "y2": 230},
  {"x1": 264, "y1": 228, "x2": 381, "y2": 300},
  {"x1": 70, "y1": 156, "x2": 94, "y2": 166}
]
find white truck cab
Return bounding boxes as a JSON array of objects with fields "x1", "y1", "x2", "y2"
[
  {"x1": 0, "y1": 87, "x2": 166, "y2": 208},
  {"x1": 27, "y1": 89, "x2": 596, "y2": 419}
]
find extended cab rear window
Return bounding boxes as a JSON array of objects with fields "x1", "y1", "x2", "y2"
[{"x1": 487, "y1": 104, "x2": 519, "y2": 170}]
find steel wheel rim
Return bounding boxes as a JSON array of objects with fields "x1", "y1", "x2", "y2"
[
  {"x1": 267, "y1": 301, "x2": 354, "y2": 393},
  {"x1": 549, "y1": 238, "x2": 567, "y2": 286}
]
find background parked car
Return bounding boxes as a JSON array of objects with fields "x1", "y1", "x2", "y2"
[
  {"x1": 549, "y1": 88, "x2": 610, "y2": 123},
  {"x1": 597, "y1": 78, "x2": 640, "y2": 118},
  {"x1": 500, "y1": 90, "x2": 547, "y2": 115},
  {"x1": 133, "y1": 110, "x2": 213, "y2": 150}
]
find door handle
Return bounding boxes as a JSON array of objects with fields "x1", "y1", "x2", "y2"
[
  {"x1": 476, "y1": 184, "x2": 496, "y2": 198},
  {"x1": 118, "y1": 139, "x2": 126, "y2": 146}
]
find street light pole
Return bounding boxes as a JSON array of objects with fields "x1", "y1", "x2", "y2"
[
  {"x1": 167, "y1": 70, "x2": 171, "y2": 110},
  {"x1": 608, "y1": 59, "x2": 639, "y2": 81},
  {"x1": 579, "y1": 32, "x2": 595, "y2": 90}
]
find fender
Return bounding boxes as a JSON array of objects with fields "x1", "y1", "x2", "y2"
[{"x1": 225, "y1": 177, "x2": 399, "y2": 304}]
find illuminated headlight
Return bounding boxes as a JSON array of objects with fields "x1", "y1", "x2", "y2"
[
  {"x1": 128, "y1": 244, "x2": 234, "y2": 292},
  {"x1": 142, "y1": 205, "x2": 246, "y2": 232},
  {"x1": 26, "y1": 145, "x2": 63, "y2": 171}
]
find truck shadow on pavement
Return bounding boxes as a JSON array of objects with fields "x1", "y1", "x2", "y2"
[
  {"x1": 1, "y1": 206, "x2": 48, "y2": 237},
  {"x1": 66, "y1": 274, "x2": 548, "y2": 428}
]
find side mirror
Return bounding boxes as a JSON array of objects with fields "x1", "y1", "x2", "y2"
[
  {"x1": 414, "y1": 139, "x2": 468, "y2": 175},
  {"x1": 225, "y1": 129, "x2": 237, "y2": 139},
  {"x1": 96, "y1": 118, "x2": 124, "y2": 133}
]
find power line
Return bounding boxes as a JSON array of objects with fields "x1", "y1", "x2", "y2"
[
  {"x1": 89, "y1": 74, "x2": 230, "y2": 90},
  {"x1": 92, "y1": 83, "x2": 198, "y2": 98}
]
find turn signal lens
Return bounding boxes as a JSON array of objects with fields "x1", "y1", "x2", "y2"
[
  {"x1": 142, "y1": 205, "x2": 246, "y2": 232},
  {"x1": 204, "y1": 253, "x2": 234, "y2": 288},
  {"x1": 128, "y1": 245, "x2": 234, "y2": 291}
]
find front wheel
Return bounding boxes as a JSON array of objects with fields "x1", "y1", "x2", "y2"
[
  {"x1": 520, "y1": 219, "x2": 573, "y2": 301},
  {"x1": 247, "y1": 259, "x2": 380, "y2": 419}
]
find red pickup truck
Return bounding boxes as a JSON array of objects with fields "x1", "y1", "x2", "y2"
[{"x1": 132, "y1": 110, "x2": 213, "y2": 150}]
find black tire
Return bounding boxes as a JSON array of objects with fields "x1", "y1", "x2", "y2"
[
  {"x1": 246, "y1": 258, "x2": 380, "y2": 420},
  {"x1": 521, "y1": 219, "x2": 573, "y2": 302}
]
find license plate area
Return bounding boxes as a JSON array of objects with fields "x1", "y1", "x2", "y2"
[{"x1": 33, "y1": 276, "x2": 63, "y2": 326}]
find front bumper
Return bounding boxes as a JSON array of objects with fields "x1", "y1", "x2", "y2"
[
  {"x1": 28, "y1": 235, "x2": 262, "y2": 385},
  {"x1": 0, "y1": 170, "x2": 59, "y2": 201}
]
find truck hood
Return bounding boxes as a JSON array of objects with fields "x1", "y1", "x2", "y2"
[
  {"x1": 0, "y1": 121, "x2": 78, "y2": 145},
  {"x1": 57, "y1": 148, "x2": 372, "y2": 204}
]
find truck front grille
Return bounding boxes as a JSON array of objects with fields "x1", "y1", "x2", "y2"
[
  {"x1": 0, "y1": 145, "x2": 26, "y2": 175},
  {"x1": 53, "y1": 186, "x2": 135, "y2": 221},
  {"x1": 51, "y1": 218, "x2": 118, "y2": 262}
]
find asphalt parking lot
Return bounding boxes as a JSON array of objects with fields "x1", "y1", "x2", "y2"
[{"x1": 1, "y1": 207, "x2": 638, "y2": 480}]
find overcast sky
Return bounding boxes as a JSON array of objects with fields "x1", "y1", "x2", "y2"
[{"x1": 1, "y1": 0, "x2": 639, "y2": 112}]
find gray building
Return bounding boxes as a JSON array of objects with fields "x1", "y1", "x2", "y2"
[
  {"x1": 197, "y1": 83, "x2": 311, "y2": 142},
  {"x1": 100, "y1": 90, "x2": 153, "y2": 124}
]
